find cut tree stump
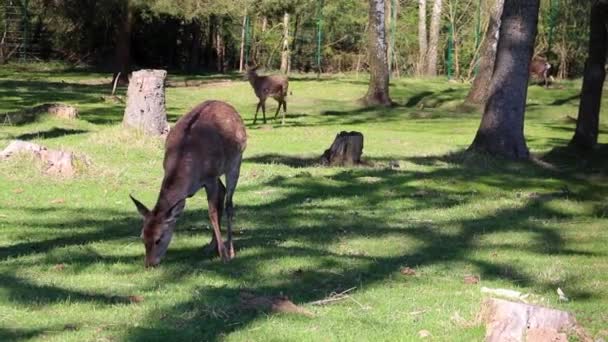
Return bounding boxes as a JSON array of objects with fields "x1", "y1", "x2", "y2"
[
  {"x1": 0, "y1": 140, "x2": 90, "y2": 177},
  {"x1": 481, "y1": 298, "x2": 589, "y2": 342},
  {"x1": 1, "y1": 103, "x2": 78, "y2": 125},
  {"x1": 122, "y1": 69, "x2": 170, "y2": 135},
  {"x1": 320, "y1": 131, "x2": 364, "y2": 166}
]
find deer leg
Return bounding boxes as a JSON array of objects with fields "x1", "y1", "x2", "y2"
[
  {"x1": 224, "y1": 155, "x2": 242, "y2": 259},
  {"x1": 261, "y1": 99, "x2": 267, "y2": 124},
  {"x1": 205, "y1": 178, "x2": 229, "y2": 262},
  {"x1": 253, "y1": 101, "x2": 261, "y2": 125},
  {"x1": 202, "y1": 180, "x2": 225, "y2": 256},
  {"x1": 273, "y1": 99, "x2": 282, "y2": 119},
  {"x1": 281, "y1": 100, "x2": 287, "y2": 125}
]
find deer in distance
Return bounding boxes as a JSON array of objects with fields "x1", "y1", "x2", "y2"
[
  {"x1": 246, "y1": 65, "x2": 289, "y2": 125},
  {"x1": 529, "y1": 56, "x2": 554, "y2": 88},
  {"x1": 130, "y1": 100, "x2": 247, "y2": 267}
]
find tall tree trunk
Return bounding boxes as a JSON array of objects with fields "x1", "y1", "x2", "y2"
[
  {"x1": 280, "y1": 12, "x2": 290, "y2": 74},
  {"x1": 215, "y1": 18, "x2": 225, "y2": 72},
  {"x1": 570, "y1": 1, "x2": 608, "y2": 150},
  {"x1": 364, "y1": 0, "x2": 392, "y2": 106},
  {"x1": 465, "y1": 0, "x2": 505, "y2": 105},
  {"x1": 239, "y1": 15, "x2": 247, "y2": 72},
  {"x1": 426, "y1": 0, "x2": 442, "y2": 76},
  {"x1": 189, "y1": 19, "x2": 202, "y2": 71},
  {"x1": 114, "y1": 0, "x2": 132, "y2": 82},
  {"x1": 468, "y1": 0, "x2": 540, "y2": 159},
  {"x1": 417, "y1": 0, "x2": 428, "y2": 76}
]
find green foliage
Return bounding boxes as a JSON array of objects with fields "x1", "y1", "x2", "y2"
[{"x1": 0, "y1": 0, "x2": 596, "y2": 76}]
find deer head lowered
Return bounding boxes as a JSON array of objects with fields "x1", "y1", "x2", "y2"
[
  {"x1": 130, "y1": 100, "x2": 247, "y2": 267},
  {"x1": 245, "y1": 65, "x2": 289, "y2": 125}
]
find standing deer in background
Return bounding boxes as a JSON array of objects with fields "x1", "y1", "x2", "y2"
[
  {"x1": 529, "y1": 56, "x2": 554, "y2": 88},
  {"x1": 246, "y1": 65, "x2": 289, "y2": 125},
  {"x1": 130, "y1": 100, "x2": 247, "y2": 267}
]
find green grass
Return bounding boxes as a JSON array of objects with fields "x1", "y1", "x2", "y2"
[{"x1": 1, "y1": 64, "x2": 608, "y2": 341}]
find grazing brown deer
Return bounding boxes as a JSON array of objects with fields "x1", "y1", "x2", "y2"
[
  {"x1": 130, "y1": 100, "x2": 247, "y2": 267},
  {"x1": 529, "y1": 56, "x2": 553, "y2": 88},
  {"x1": 246, "y1": 65, "x2": 289, "y2": 125}
]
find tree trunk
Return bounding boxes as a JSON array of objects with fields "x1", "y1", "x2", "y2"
[
  {"x1": 426, "y1": 0, "x2": 442, "y2": 76},
  {"x1": 114, "y1": 0, "x2": 132, "y2": 82},
  {"x1": 123, "y1": 70, "x2": 169, "y2": 136},
  {"x1": 465, "y1": 0, "x2": 505, "y2": 105},
  {"x1": 189, "y1": 19, "x2": 202, "y2": 71},
  {"x1": 569, "y1": 1, "x2": 608, "y2": 150},
  {"x1": 417, "y1": 0, "x2": 428, "y2": 76},
  {"x1": 364, "y1": 0, "x2": 392, "y2": 106},
  {"x1": 239, "y1": 15, "x2": 247, "y2": 72},
  {"x1": 215, "y1": 18, "x2": 225, "y2": 73},
  {"x1": 468, "y1": 0, "x2": 540, "y2": 159},
  {"x1": 280, "y1": 12, "x2": 290, "y2": 74}
]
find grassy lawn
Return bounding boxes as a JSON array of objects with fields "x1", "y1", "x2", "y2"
[{"x1": 1, "y1": 63, "x2": 607, "y2": 341}]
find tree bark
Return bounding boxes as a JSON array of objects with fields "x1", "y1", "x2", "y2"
[
  {"x1": 466, "y1": 0, "x2": 505, "y2": 105},
  {"x1": 416, "y1": 0, "x2": 428, "y2": 76},
  {"x1": 123, "y1": 70, "x2": 169, "y2": 136},
  {"x1": 468, "y1": 0, "x2": 540, "y2": 159},
  {"x1": 239, "y1": 15, "x2": 247, "y2": 72},
  {"x1": 426, "y1": 0, "x2": 442, "y2": 76},
  {"x1": 114, "y1": 0, "x2": 132, "y2": 82},
  {"x1": 215, "y1": 18, "x2": 225, "y2": 73},
  {"x1": 569, "y1": 1, "x2": 608, "y2": 150},
  {"x1": 364, "y1": 0, "x2": 392, "y2": 106},
  {"x1": 189, "y1": 19, "x2": 202, "y2": 71},
  {"x1": 280, "y1": 12, "x2": 290, "y2": 74}
]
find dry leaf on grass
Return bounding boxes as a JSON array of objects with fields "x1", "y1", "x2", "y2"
[
  {"x1": 418, "y1": 329, "x2": 432, "y2": 338},
  {"x1": 464, "y1": 275, "x2": 480, "y2": 284},
  {"x1": 52, "y1": 263, "x2": 65, "y2": 271},
  {"x1": 239, "y1": 291, "x2": 314, "y2": 317},
  {"x1": 400, "y1": 266, "x2": 416, "y2": 276},
  {"x1": 128, "y1": 295, "x2": 144, "y2": 303}
]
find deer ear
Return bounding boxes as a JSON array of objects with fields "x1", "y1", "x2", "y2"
[
  {"x1": 130, "y1": 195, "x2": 150, "y2": 217},
  {"x1": 164, "y1": 199, "x2": 185, "y2": 223}
]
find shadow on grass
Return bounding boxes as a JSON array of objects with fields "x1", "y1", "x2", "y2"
[
  {"x1": 14, "y1": 128, "x2": 89, "y2": 141},
  {"x1": 3, "y1": 147, "x2": 605, "y2": 340}
]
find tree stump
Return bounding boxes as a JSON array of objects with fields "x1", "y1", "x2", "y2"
[
  {"x1": 321, "y1": 131, "x2": 364, "y2": 166},
  {"x1": 122, "y1": 69, "x2": 170, "y2": 135}
]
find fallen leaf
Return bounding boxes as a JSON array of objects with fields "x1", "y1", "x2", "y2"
[
  {"x1": 464, "y1": 275, "x2": 480, "y2": 285},
  {"x1": 239, "y1": 291, "x2": 314, "y2": 317},
  {"x1": 418, "y1": 329, "x2": 431, "y2": 338},
  {"x1": 128, "y1": 295, "x2": 144, "y2": 303},
  {"x1": 51, "y1": 198, "x2": 65, "y2": 204},
  {"x1": 400, "y1": 266, "x2": 416, "y2": 276}
]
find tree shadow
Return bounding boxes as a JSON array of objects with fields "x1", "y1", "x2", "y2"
[
  {"x1": 2, "y1": 148, "x2": 605, "y2": 340},
  {"x1": 13, "y1": 128, "x2": 89, "y2": 141},
  {"x1": 405, "y1": 91, "x2": 435, "y2": 107},
  {"x1": 550, "y1": 93, "x2": 580, "y2": 106}
]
